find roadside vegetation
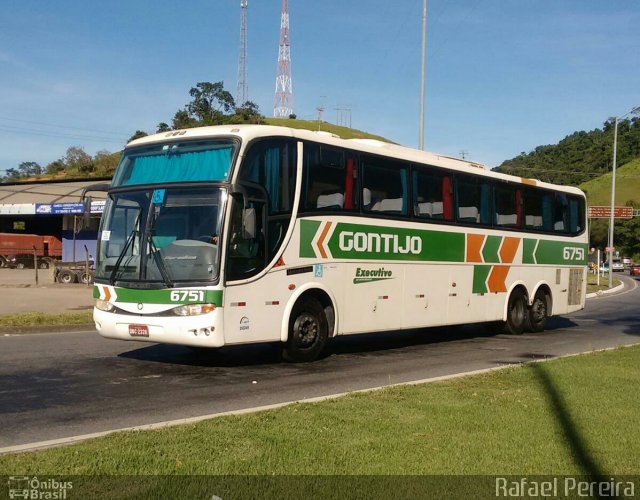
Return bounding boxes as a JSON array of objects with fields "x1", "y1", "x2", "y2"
[
  {"x1": 586, "y1": 273, "x2": 621, "y2": 294},
  {"x1": 0, "y1": 311, "x2": 92, "y2": 328},
  {"x1": 2, "y1": 345, "x2": 639, "y2": 476}
]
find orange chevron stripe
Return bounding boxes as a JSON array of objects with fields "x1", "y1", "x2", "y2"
[
  {"x1": 466, "y1": 234, "x2": 485, "y2": 263},
  {"x1": 316, "y1": 222, "x2": 332, "y2": 259},
  {"x1": 103, "y1": 286, "x2": 112, "y2": 302},
  {"x1": 499, "y1": 237, "x2": 520, "y2": 264},
  {"x1": 487, "y1": 266, "x2": 509, "y2": 293}
]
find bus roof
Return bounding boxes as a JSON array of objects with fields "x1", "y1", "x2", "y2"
[{"x1": 127, "y1": 124, "x2": 585, "y2": 197}]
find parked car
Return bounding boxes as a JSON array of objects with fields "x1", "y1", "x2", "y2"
[{"x1": 629, "y1": 264, "x2": 640, "y2": 277}]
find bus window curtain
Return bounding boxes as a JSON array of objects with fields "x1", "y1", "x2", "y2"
[
  {"x1": 123, "y1": 148, "x2": 232, "y2": 185},
  {"x1": 569, "y1": 198, "x2": 579, "y2": 233},
  {"x1": 442, "y1": 176, "x2": 453, "y2": 220},
  {"x1": 400, "y1": 170, "x2": 408, "y2": 214},
  {"x1": 515, "y1": 189, "x2": 522, "y2": 227},
  {"x1": 344, "y1": 159, "x2": 355, "y2": 209},
  {"x1": 542, "y1": 195, "x2": 553, "y2": 230},
  {"x1": 264, "y1": 147, "x2": 281, "y2": 212},
  {"x1": 480, "y1": 183, "x2": 491, "y2": 224}
]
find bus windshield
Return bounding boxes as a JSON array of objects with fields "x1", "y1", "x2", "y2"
[
  {"x1": 96, "y1": 187, "x2": 226, "y2": 284},
  {"x1": 112, "y1": 139, "x2": 236, "y2": 187}
]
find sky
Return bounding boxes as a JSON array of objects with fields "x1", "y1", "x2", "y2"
[{"x1": 0, "y1": 0, "x2": 638, "y2": 174}]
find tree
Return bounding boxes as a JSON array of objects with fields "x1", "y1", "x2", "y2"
[
  {"x1": 1, "y1": 168, "x2": 21, "y2": 182},
  {"x1": 46, "y1": 160, "x2": 65, "y2": 176},
  {"x1": 18, "y1": 161, "x2": 42, "y2": 177},
  {"x1": 187, "y1": 81, "x2": 235, "y2": 124},
  {"x1": 172, "y1": 109, "x2": 198, "y2": 130},
  {"x1": 232, "y1": 101, "x2": 263, "y2": 124},
  {"x1": 156, "y1": 122, "x2": 171, "y2": 133},
  {"x1": 63, "y1": 146, "x2": 93, "y2": 175},
  {"x1": 93, "y1": 150, "x2": 120, "y2": 176},
  {"x1": 170, "y1": 81, "x2": 264, "y2": 129},
  {"x1": 128, "y1": 130, "x2": 148, "y2": 142}
]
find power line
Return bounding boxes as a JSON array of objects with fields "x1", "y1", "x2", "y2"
[
  {"x1": 0, "y1": 116, "x2": 128, "y2": 138},
  {"x1": 0, "y1": 125, "x2": 126, "y2": 144}
]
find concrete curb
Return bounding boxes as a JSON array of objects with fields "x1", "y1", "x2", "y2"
[{"x1": 586, "y1": 280, "x2": 625, "y2": 299}]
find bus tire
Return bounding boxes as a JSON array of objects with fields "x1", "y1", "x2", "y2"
[
  {"x1": 283, "y1": 296, "x2": 328, "y2": 363},
  {"x1": 526, "y1": 289, "x2": 549, "y2": 333},
  {"x1": 504, "y1": 287, "x2": 527, "y2": 335}
]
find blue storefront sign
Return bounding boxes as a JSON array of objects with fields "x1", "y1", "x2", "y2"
[{"x1": 36, "y1": 202, "x2": 85, "y2": 215}]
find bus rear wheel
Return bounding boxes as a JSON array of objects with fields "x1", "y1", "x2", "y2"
[
  {"x1": 283, "y1": 297, "x2": 328, "y2": 363},
  {"x1": 526, "y1": 290, "x2": 549, "y2": 333},
  {"x1": 504, "y1": 288, "x2": 527, "y2": 335}
]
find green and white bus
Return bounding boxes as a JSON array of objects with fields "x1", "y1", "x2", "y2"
[{"x1": 92, "y1": 125, "x2": 587, "y2": 362}]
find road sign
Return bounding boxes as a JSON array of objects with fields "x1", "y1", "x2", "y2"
[{"x1": 587, "y1": 206, "x2": 634, "y2": 219}]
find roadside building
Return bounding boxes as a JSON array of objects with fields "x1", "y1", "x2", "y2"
[{"x1": 0, "y1": 178, "x2": 108, "y2": 264}]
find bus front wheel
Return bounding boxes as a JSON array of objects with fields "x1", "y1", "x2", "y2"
[
  {"x1": 504, "y1": 288, "x2": 527, "y2": 335},
  {"x1": 283, "y1": 297, "x2": 328, "y2": 363}
]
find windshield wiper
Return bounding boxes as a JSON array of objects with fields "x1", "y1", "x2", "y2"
[
  {"x1": 147, "y1": 233, "x2": 174, "y2": 288},
  {"x1": 109, "y1": 228, "x2": 137, "y2": 285}
]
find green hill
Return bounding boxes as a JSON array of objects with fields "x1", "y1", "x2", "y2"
[
  {"x1": 580, "y1": 157, "x2": 640, "y2": 260},
  {"x1": 265, "y1": 118, "x2": 392, "y2": 142},
  {"x1": 579, "y1": 157, "x2": 640, "y2": 206}
]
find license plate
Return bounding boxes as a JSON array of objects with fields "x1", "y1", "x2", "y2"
[{"x1": 128, "y1": 324, "x2": 149, "y2": 337}]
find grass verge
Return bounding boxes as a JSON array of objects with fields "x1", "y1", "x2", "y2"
[
  {"x1": 0, "y1": 310, "x2": 92, "y2": 328},
  {"x1": 1, "y1": 345, "x2": 639, "y2": 476},
  {"x1": 586, "y1": 273, "x2": 621, "y2": 294}
]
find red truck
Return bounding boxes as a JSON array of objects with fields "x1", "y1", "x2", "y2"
[{"x1": 0, "y1": 233, "x2": 62, "y2": 269}]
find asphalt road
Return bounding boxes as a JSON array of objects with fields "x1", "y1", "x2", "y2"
[{"x1": 1, "y1": 275, "x2": 638, "y2": 450}]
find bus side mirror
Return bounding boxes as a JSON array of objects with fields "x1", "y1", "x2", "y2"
[
  {"x1": 80, "y1": 182, "x2": 110, "y2": 230},
  {"x1": 242, "y1": 208, "x2": 256, "y2": 239}
]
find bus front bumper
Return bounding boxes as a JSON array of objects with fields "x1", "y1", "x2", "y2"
[{"x1": 93, "y1": 308, "x2": 225, "y2": 347}]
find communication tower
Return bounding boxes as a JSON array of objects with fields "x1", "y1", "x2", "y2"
[
  {"x1": 236, "y1": 0, "x2": 248, "y2": 106},
  {"x1": 273, "y1": 0, "x2": 293, "y2": 117}
]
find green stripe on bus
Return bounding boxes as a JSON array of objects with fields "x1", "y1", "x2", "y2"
[
  {"x1": 534, "y1": 240, "x2": 588, "y2": 266},
  {"x1": 93, "y1": 286, "x2": 223, "y2": 306},
  {"x1": 299, "y1": 220, "x2": 321, "y2": 258},
  {"x1": 482, "y1": 236, "x2": 501, "y2": 263},
  {"x1": 324, "y1": 222, "x2": 465, "y2": 262},
  {"x1": 472, "y1": 265, "x2": 491, "y2": 294},
  {"x1": 523, "y1": 239, "x2": 537, "y2": 264}
]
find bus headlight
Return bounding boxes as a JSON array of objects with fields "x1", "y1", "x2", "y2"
[
  {"x1": 95, "y1": 299, "x2": 116, "y2": 312},
  {"x1": 172, "y1": 304, "x2": 216, "y2": 316}
]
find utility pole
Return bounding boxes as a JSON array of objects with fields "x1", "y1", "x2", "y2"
[{"x1": 418, "y1": 0, "x2": 427, "y2": 150}]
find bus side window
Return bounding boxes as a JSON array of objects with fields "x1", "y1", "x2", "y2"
[
  {"x1": 239, "y1": 138, "x2": 297, "y2": 264},
  {"x1": 523, "y1": 188, "x2": 544, "y2": 231},
  {"x1": 226, "y1": 198, "x2": 265, "y2": 281},
  {"x1": 494, "y1": 184, "x2": 520, "y2": 228},
  {"x1": 301, "y1": 143, "x2": 357, "y2": 212},
  {"x1": 413, "y1": 166, "x2": 447, "y2": 220},
  {"x1": 553, "y1": 193, "x2": 569, "y2": 233},
  {"x1": 568, "y1": 196, "x2": 584, "y2": 233},
  {"x1": 456, "y1": 175, "x2": 491, "y2": 225},
  {"x1": 362, "y1": 155, "x2": 409, "y2": 216}
]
